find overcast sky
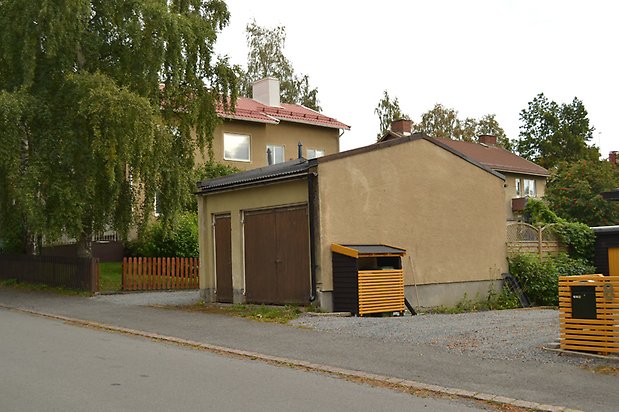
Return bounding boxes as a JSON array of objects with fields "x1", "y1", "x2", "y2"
[{"x1": 215, "y1": 0, "x2": 617, "y2": 158}]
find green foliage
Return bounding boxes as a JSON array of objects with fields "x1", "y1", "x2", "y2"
[
  {"x1": 0, "y1": 0, "x2": 238, "y2": 256},
  {"x1": 374, "y1": 90, "x2": 410, "y2": 139},
  {"x1": 523, "y1": 198, "x2": 595, "y2": 263},
  {"x1": 415, "y1": 104, "x2": 511, "y2": 149},
  {"x1": 516, "y1": 93, "x2": 599, "y2": 168},
  {"x1": 508, "y1": 253, "x2": 596, "y2": 306},
  {"x1": 524, "y1": 198, "x2": 562, "y2": 225},
  {"x1": 240, "y1": 20, "x2": 320, "y2": 111},
  {"x1": 545, "y1": 160, "x2": 619, "y2": 226},
  {"x1": 127, "y1": 212, "x2": 199, "y2": 258},
  {"x1": 196, "y1": 161, "x2": 241, "y2": 182},
  {"x1": 430, "y1": 286, "x2": 520, "y2": 314},
  {"x1": 554, "y1": 222, "x2": 595, "y2": 262},
  {"x1": 224, "y1": 304, "x2": 303, "y2": 323}
]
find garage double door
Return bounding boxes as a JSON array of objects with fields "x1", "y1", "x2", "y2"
[{"x1": 244, "y1": 205, "x2": 310, "y2": 305}]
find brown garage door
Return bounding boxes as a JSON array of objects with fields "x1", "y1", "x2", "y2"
[
  {"x1": 214, "y1": 214, "x2": 233, "y2": 303},
  {"x1": 244, "y1": 205, "x2": 310, "y2": 305}
]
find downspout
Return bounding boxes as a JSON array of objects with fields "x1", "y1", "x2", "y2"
[{"x1": 307, "y1": 169, "x2": 318, "y2": 302}]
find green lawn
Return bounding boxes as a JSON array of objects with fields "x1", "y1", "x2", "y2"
[{"x1": 99, "y1": 262, "x2": 122, "y2": 292}]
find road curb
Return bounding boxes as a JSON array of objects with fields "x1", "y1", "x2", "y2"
[{"x1": 0, "y1": 304, "x2": 581, "y2": 412}]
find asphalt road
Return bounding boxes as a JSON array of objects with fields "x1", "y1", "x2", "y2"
[{"x1": 0, "y1": 308, "x2": 490, "y2": 412}]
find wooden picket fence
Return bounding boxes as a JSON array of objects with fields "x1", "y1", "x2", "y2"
[{"x1": 122, "y1": 257, "x2": 199, "y2": 291}]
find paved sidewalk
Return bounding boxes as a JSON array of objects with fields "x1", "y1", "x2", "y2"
[{"x1": 1, "y1": 288, "x2": 616, "y2": 411}]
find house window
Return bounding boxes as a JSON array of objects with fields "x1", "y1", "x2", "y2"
[
  {"x1": 307, "y1": 148, "x2": 325, "y2": 159},
  {"x1": 515, "y1": 178, "x2": 522, "y2": 197},
  {"x1": 224, "y1": 133, "x2": 251, "y2": 162},
  {"x1": 266, "y1": 144, "x2": 285, "y2": 165},
  {"x1": 523, "y1": 179, "x2": 536, "y2": 197}
]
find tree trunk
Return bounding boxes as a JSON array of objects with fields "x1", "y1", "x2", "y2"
[{"x1": 76, "y1": 232, "x2": 92, "y2": 258}]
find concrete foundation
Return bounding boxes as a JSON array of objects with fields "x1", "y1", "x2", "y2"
[
  {"x1": 200, "y1": 288, "x2": 215, "y2": 303},
  {"x1": 233, "y1": 289, "x2": 245, "y2": 304},
  {"x1": 404, "y1": 279, "x2": 503, "y2": 309}
]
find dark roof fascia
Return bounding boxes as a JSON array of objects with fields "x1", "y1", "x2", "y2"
[
  {"x1": 196, "y1": 158, "x2": 315, "y2": 195},
  {"x1": 591, "y1": 225, "x2": 619, "y2": 234},
  {"x1": 195, "y1": 172, "x2": 308, "y2": 195},
  {"x1": 317, "y1": 133, "x2": 505, "y2": 181},
  {"x1": 602, "y1": 189, "x2": 619, "y2": 201},
  {"x1": 490, "y1": 167, "x2": 550, "y2": 178}
]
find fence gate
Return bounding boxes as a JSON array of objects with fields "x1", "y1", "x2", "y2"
[{"x1": 122, "y1": 257, "x2": 199, "y2": 291}]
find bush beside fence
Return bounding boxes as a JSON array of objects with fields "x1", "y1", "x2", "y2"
[
  {"x1": 122, "y1": 257, "x2": 199, "y2": 291},
  {"x1": 0, "y1": 254, "x2": 99, "y2": 292}
]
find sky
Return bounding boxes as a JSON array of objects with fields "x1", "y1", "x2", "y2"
[{"x1": 215, "y1": 0, "x2": 617, "y2": 158}]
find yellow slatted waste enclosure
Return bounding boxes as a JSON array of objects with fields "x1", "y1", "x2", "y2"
[
  {"x1": 331, "y1": 244, "x2": 406, "y2": 316},
  {"x1": 559, "y1": 275, "x2": 619, "y2": 354}
]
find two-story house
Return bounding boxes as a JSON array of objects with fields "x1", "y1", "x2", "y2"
[
  {"x1": 198, "y1": 77, "x2": 350, "y2": 170},
  {"x1": 381, "y1": 119, "x2": 550, "y2": 221}
]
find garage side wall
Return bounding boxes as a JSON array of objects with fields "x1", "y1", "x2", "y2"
[
  {"x1": 316, "y1": 139, "x2": 508, "y2": 309},
  {"x1": 197, "y1": 180, "x2": 308, "y2": 303}
]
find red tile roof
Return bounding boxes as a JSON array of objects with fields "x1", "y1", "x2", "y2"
[
  {"x1": 217, "y1": 97, "x2": 350, "y2": 130},
  {"x1": 432, "y1": 137, "x2": 549, "y2": 177}
]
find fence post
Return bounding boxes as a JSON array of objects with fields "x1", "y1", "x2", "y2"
[
  {"x1": 91, "y1": 258, "x2": 100, "y2": 293},
  {"x1": 538, "y1": 226, "x2": 543, "y2": 259}
]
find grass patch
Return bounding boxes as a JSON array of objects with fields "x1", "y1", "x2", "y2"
[
  {"x1": 0, "y1": 278, "x2": 90, "y2": 296},
  {"x1": 99, "y1": 262, "x2": 122, "y2": 292},
  {"x1": 170, "y1": 302, "x2": 304, "y2": 324},
  {"x1": 224, "y1": 304, "x2": 303, "y2": 323},
  {"x1": 427, "y1": 286, "x2": 521, "y2": 314}
]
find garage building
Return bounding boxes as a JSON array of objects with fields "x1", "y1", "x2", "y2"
[{"x1": 196, "y1": 133, "x2": 508, "y2": 310}]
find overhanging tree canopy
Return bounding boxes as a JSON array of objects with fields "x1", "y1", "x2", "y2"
[{"x1": 0, "y1": 0, "x2": 238, "y2": 255}]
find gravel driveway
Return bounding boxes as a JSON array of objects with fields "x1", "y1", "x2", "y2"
[{"x1": 292, "y1": 308, "x2": 617, "y2": 367}]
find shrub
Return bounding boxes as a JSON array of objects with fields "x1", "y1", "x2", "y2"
[
  {"x1": 126, "y1": 212, "x2": 198, "y2": 257},
  {"x1": 524, "y1": 198, "x2": 595, "y2": 264},
  {"x1": 508, "y1": 253, "x2": 596, "y2": 306},
  {"x1": 553, "y1": 222, "x2": 595, "y2": 262}
]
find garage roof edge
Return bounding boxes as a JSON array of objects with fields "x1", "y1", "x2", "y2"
[{"x1": 196, "y1": 158, "x2": 313, "y2": 194}]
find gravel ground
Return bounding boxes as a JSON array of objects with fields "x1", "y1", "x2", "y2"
[
  {"x1": 90, "y1": 290, "x2": 201, "y2": 306},
  {"x1": 292, "y1": 308, "x2": 618, "y2": 367}
]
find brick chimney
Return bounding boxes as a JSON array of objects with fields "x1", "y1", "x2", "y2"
[
  {"x1": 391, "y1": 119, "x2": 412, "y2": 136},
  {"x1": 252, "y1": 77, "x2": 280, "y2": 107},
  {"x1": 478, "y1": 135, "x2": 497, "y2": 146},
  {"x1": 610, "y1": 151, "x2": 618, "y2": 166}
]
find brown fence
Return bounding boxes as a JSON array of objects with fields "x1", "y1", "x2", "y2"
[
  {"x1": 559, "y1": 275, "x2": 619, "y2": 354},
  {"x1": 122, "y1": 257, "x2": 199, "y2": 291},
  {"x1": 507, "y1": 223, "x2": 567, "y2": 257},
  {"x1": 0, "y1": 254, "x2": 99, "y2": 292}
]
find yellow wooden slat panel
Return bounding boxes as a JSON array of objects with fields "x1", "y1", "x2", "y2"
[
  {"x1": 560, "y1": 340, "x2": 619, "y2": 349},
  {"x1": 560, "y1": 345, "x2": 619, "y2": 353},
  {"x1": 610, "y1": 247, "x2": 619, "y2": 276}
]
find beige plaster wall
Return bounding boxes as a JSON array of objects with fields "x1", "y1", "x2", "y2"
[
  {"x1": 197, "y1": 180, "x2": 308, "y2": 299},
  {"x1": 315, "y1": 139, "x2": 508, "y2": 293},
  {"x1": 196, "y1": 120, "x2": 340, "y2": 170},
  {"x1": 502, "y1": 172, "x2": 547, "y2": 220}
]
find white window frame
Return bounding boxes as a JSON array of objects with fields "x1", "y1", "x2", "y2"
[
  {"x1": 307, "y1": 148, "x2": 325, "y2": 159},
  {"x1": 266, "y1": 144, "x2": 285, "y2": 165},
  {"x1": 523, "y1": 178, "x2": 537, "y2": 197},
  {"x1": 515, "y1": 178, "x2": 522, "y2": 197},
  {"x1": 223, "y1": 133, "x2": 251, "y2": 162}
]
